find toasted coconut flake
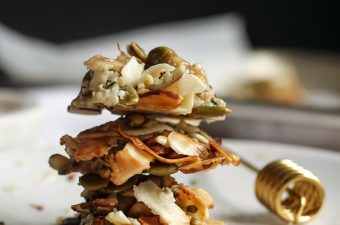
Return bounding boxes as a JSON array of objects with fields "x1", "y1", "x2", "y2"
[
  {"x1": 129, "y1": 218, "x2": 142, "y2": 225},
  {"x1": 154, "y1": 135, "x2": 170, "y2": 147},
  {"x1": 135, "y1": 90, "x2": 183, "y2": 111},
  {"x1": 170, "y1": 93, "x2": 195, "y2": 114},
  {"x1": 154, "y1": 117, "x2": 181, "y2": 125},
  {"x1": 133, "y1": 180, "x2": 190, "y2": 225},
  {"x1": 192, "y1": 188, "x2": 214, "y2": 209},
  {"x1": 153, "y1": 117, "x2": 202, "y2": 127},
  {"x1": 179, "y1": 157, "x2": 225, "y2": 174},
  {"x1": 60, "y1": 135, "x2": 77, "y2": 147},
  {"x1": 121, "y1": 56, "x2": 145, "y2": 87},
  {"x1": 149, "y1": 144, "x2": 170, "y2": 156},
  {"x1": 188, "y1": 133, "x2": 209, "y2": 144},
  {"x1": 142, "y1": 63, "x2": 175, "y2": 78},
  {"x1": 165, "y1": 73, "x2": 207, "y2": 97},
  {"x1": 184, "y1": 119, "x2": 202, "y2": 127},
  {"x1": 74, "y1": 139, "x2": 109, "y2": 161},
  {"x1": 117, "y1": 127, "x2": 199, "y2": 165},
  {"x1": 176, "y1": 186, "x2": 210, "y2": 221},
  {"x1": 138, "y1": 216, "x2": 162, "y2": 225},
  {"x1": 168, "y1": 131, "x2": 206, "y2": 156},
  {"x1": 106, "y1": 210, "x2": 133, "y2": 225},
  {"x1": 77, "y1": 131, "x2": 119, "y2": 139},
  {"x1": 60, "y1": 135, "x2": 78, "y2": 157},
  {"x1": 84, "y1": 54, "x2": 124, "y2": 73},
  {"x1": 209, "y1": 141, "x2": 240, "y2": 166},
  {"x1": 110, "y1": 142, "x2": 153, "y2": 185}
]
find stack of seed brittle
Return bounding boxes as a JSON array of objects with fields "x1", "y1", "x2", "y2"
[{"x1": 49, "y1": 42, "x2": 240, "y2": 225}]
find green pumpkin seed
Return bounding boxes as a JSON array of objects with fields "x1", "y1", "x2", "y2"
[
  {"x1": 192, "y1": 105, "x2": 230, "y2": 116},
  {"x1": 146, "y1": 163, "x2": 178, "y2": 176},
  {"x1": 146, "y1": 46, "x2": 188, "y2": 68},
  {"x1": 79, "y1": 173, "x2": 110, "y2": 191},
  {"x1": 176, "y1": 121, "x2": 200, "y2": 133},
  {"x1": 127, "y1": 42, "x2": 147, "y2": 62},
  {"x1": 49, "y1": 154, "x2": 71, "y2": 172},
  {"x1": 59, "y1": 217, "x2": 81, "y2": 225},
  {"x1": 125, "y1": 114, "x2": 146, "y2": 128},
  {"x1": 186, "y1": 205, "x2": 198, "y2": 213},
  {"x1": 99, "y1": 175, "x2": 139, "y2": 194}
]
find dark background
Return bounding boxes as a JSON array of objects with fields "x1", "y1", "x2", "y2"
[{"x1": 1, "y1": 0, "x2": 339, "y2": 51}]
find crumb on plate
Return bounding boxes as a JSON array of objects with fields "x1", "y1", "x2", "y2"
[{"x1": 30, "y1": 203, "x2": 44, "y2": 211}]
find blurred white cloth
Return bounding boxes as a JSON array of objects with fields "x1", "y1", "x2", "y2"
[{"x1": 0, "y1": 13, "x2": 250, "y2": 95}]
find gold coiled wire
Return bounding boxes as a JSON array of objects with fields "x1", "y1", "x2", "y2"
[{"x1": 255, "y1": 159, "x2": 325, "y2": 224}]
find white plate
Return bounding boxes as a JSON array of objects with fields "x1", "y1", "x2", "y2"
[
  {"x1": 0, "y1": 140, "x2": 339, "y2": 225},
  {"x1": 0, "y1": 89, "x2": 43, "y2": 150}
]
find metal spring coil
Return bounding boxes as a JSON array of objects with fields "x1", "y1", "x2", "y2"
[{"x1": 255, "y1": 159, "x2": 324, "y2": 224}]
